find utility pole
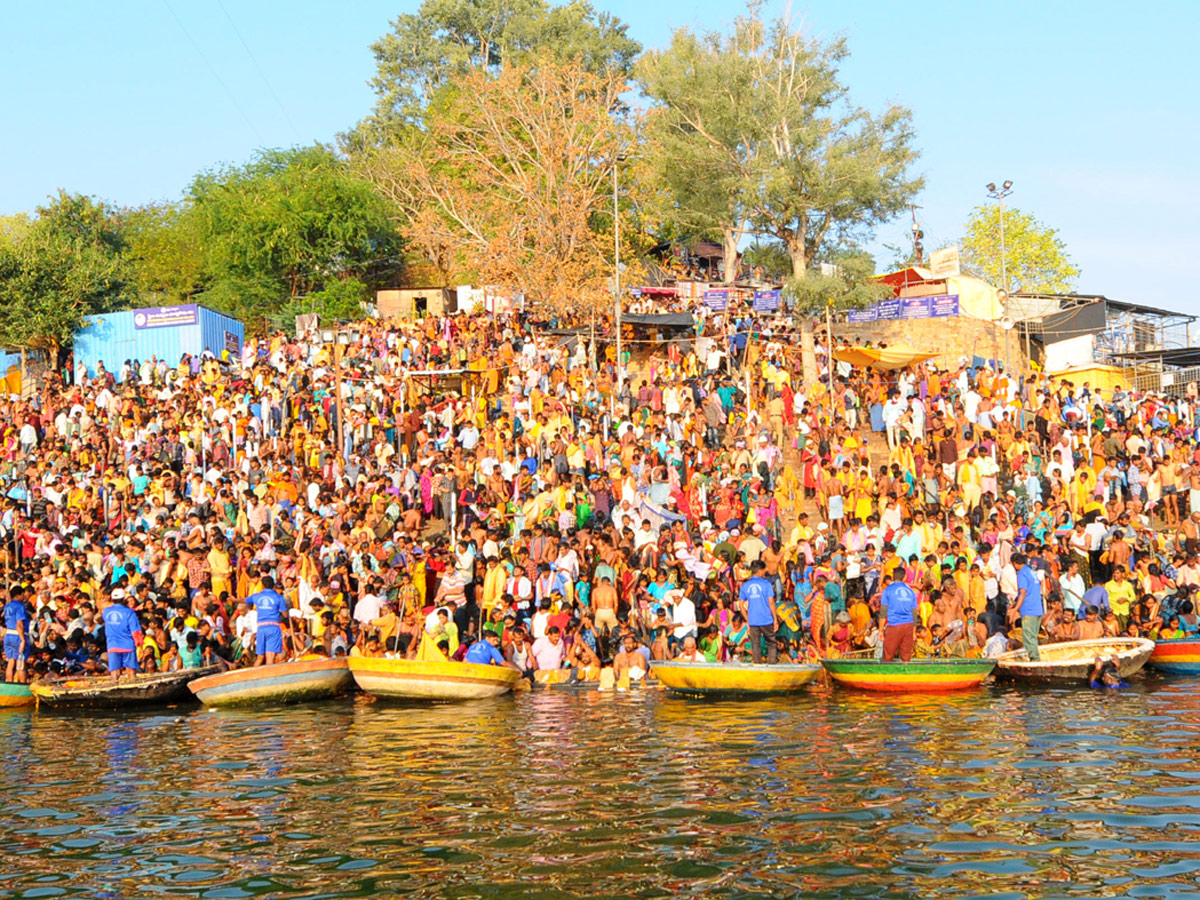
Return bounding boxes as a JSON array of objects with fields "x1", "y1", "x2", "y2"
[
  {"x1": 333, "y1": 337, "x2": 347, "y2": 460},
  {"x1": 826, "y1": 300, "x2": 836, "y2": 412},
  {"x1": 613, "y1": 154, "x2": 624, "y2": 395}
]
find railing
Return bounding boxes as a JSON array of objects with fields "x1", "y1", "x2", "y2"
[{"x1": 1125, "y1": 365, "x2": 1200, "y2": 396}]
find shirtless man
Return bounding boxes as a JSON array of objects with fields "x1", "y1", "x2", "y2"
[
  {"x1": 613, "y1": 635, "x2": 648, "y2": 682},
  {"x1": 1054, "y1": 608, "x2": 1081, "y2": 642},
  {"x1": 592, "y1": 575, "x2": 619, "y2": 636},
  {"x1": 1078, "y1": 605, "x2": 1105, "y2": 639}
]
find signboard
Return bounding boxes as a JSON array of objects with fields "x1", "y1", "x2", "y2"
[
  {"x1": 224, "y1": 331, "x2": 240, "y2": 355},
  {"x1": 846, "y1": 295, "x2": 959, "y2": 323},
  {"x1": 629, "y1": 288, "x2": 642, "y2": 299},
  {"x1": 930, "y1": 295, "x2": 960, "y2": 317},
  {"x1": 703, "y1": 289, "x2": 729, "y2": 311},
  {"x1": 753, "y1": 289, "x2": 781, "y2": 312},
  {"x1": 133, "y1": 304, "x2": 198, "y2": 330},
  {"x1": 929, "y1": 245, "x2": 961, "y2": 278}
]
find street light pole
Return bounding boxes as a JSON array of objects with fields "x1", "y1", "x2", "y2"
[
  {"x1": 986, "y1": 179, "x2": 1017, "y2": 380},
  {"x1": 985, "y1": 180, "x2": 1014, "y2": 295}
]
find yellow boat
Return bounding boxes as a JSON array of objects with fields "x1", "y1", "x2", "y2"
[
  {"x1": 348, "y1": 656, "x2": 521, "y2": 702},
  {"x1": 650, "y1": 661, "x2": 822, "y2": 696}
]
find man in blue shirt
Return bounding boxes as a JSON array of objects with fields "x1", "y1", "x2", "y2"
[
  {"x1": 246, "y1": 576, "x2": 291, "y2": 666},
  {"x1": 738, "y1": 560, "x2": 777, "y2": 664},
  {"x1": 100, "y1": 590, "x2": 144, "y2": 680},
  {"x1": 464, "y1": 631, "x2": 520, "y2": 670},
  {"x1": 3, "y1": 590, "x2": 30, "y2": 683},
  {"x1": 880, "y1": 576, "x2": 918, "y2": 662},
  {"x1": 1012, "y1": 553, "x2": 1044, "y2": 661}
]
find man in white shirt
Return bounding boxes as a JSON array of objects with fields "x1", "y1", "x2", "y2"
[
  {"x1": 1058, "y1": 560, "x2": 1086, "y2": 614},
  {"x1": 671, "y1": 590, "x2": 697, "y2": 642},
  {"x1": 881, "y1": 393, "x2": 907, "y2": 450},
  {"x1": 354, "y1": 590, "x2": 385, "y2": 625}
]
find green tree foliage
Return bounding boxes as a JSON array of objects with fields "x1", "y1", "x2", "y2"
[
  {"x1": 0, "y1": 192, "x2": 131, "y2": 362},
  {"x1": 961, "y1": 203, "x2": 1080, "y2": 293},
  {"x1": 359, "y1": 0, "x2": 640, "y2": 135},
  {"x1": 124, "y1": 202, "x2": 205, "y2": 304},
  {"x1": 184, "y1": 146, "x2": 404, "y2": 329},
  {"x1": 742, "y1": 241, "x2": 792, "y2": 281},
  {"x1": 273, "y1": 277, "x2": 372, "y2": 332},
  {"x1": 638, "y1": 30, "x2": 754, "y2": 282}
]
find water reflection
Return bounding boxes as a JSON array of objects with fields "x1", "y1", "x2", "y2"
[{"x1": 1, "y1": 686, "x2": 1200, "y2": 897}]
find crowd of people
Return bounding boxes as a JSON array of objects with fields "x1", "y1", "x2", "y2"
[{"x1": 3, "y1": 299, "x2": 1200, "y2": 689}]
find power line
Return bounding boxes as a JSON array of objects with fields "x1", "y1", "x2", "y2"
[
  {"x1": 161, "y1": 0, "x2": 266, "y2": 146},
  {"x1": 213, "y1": 0, "x2": 303, "y2": 142}
]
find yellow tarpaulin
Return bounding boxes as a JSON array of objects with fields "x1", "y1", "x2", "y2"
[{"x1": 834, "y1": 344, "x2": 940, "y2": 370}]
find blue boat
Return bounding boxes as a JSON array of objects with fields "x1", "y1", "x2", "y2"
[{"x1": 189, "y1": 658, "x2": 354, "y2": 707}]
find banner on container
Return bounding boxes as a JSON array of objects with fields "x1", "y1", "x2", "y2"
[
  {"x1": 224, "y1": 331, "x2": 240, "y2": 355},
  {"x1": 133, "y1": 304, "x2": 198, "y2": 329},
  {"x1": 846, "y1": 294, "x2": 958, "y2": 323},
  {"x1": 753, "y1": 289, "x2": 781, "y2": 312},
  {"x1": 703, "y1": 289, "x2": 729, "y2": 311}
]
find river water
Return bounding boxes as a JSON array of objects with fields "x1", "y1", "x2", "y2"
[{"x1": 3, "y1": 681, "x2": 1200, "y2": 899}]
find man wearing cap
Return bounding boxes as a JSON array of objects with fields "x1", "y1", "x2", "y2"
[
  {"x1": 246, "y1": 575, "x2": 291, "y2": 666},
  {"x1": 100, "y1": 590, "x2": 145, "y2": 681}
]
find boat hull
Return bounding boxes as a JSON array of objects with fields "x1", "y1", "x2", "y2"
[
  {"x1": 0, "y1": 683, "x2": 33, "y2": 708},
  {"x1": 1148, "y1": 639, "x2": 1200, "y2": 675},
  {"x1": 349, "y1": 657, "x2": 519, "y2": 701},
  {"x1": 30, "y1": 667, "x2": 217, "y2": 709},
  {"x1": 996, "y1": 638, "x2": 1154, "y2": 682},
  {"x1": 190, "y1": 659, "x2": 354, "y2": 707},
  {"x1": 651, "y1": 661, "x2": 821, "y2": 695},
  {"x1": 821, "y1": 658, "x2": 996, "y2": 692}
]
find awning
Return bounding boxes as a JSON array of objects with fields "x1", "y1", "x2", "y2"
[
  {"x1": 835, "y1": 344, "x2": 939, "y2": 370},
  {"x1": 622, "y1": 313, "x2": 694, "y2": 328}
]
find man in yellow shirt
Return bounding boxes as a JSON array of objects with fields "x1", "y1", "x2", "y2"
[{"x1": 1104, "y1": 566, "x2": 1136, "y2": 631}]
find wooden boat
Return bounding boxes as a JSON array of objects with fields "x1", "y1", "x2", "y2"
[
  {"x1": 0, "y1": 682, "x2": 33, "y2": 708},
  {"x1": 1148, "y1": 638, "x2": 1200, "y2": 675},
  {"x1": 30, "y1": 666, "x2": 218, "y2": 710},
  {"x1": 996, "y1": 638, "x2": 1154, "y2": 682},
  {"x1": 348, "y1": 656, "x2": 520, "y2": 702},
  {"x1": 189, "y1": 658, "x2": 354, "y2": 708},
  {"x1": 821, "y1": 657, "x2": 996, "y2": 692},
  {"x1": 651, "y1": 660, "x2": 822, "y2": 696}
]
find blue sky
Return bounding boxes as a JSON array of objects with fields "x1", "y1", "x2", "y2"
[{"x1": 3, "y1": 1, "x2": 1198, "y2": 318}]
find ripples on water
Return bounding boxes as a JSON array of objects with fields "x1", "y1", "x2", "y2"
[{"x1": 3, "y1": 682, "x2": 1200, "y2": 899}]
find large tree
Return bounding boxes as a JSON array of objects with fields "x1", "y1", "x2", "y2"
[
  {"x1": 183, "y1": 145, "x2": 405, "y2": 328},
  {"x1": 960, "y1": 203, "x2": 1080, "y2": 294},
  {"x1": 0, "y1": 192, "x2": 131, "y2": 365},
  {"x1": 637, "y1": 30, "x2": 755, "y2": 282},
  {"x1": 637, "y1": 10, "x2": 922, "y2": 382},
  {"x1": 358, "y1": 0, "x2": 640, "y2": 136},
  {"x1": 359, "y1": 58, "x2": 628, "y2": 315}
]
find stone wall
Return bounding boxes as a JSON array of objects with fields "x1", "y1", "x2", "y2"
[{"x1": 835, "y1": 315, "x2": 1027, "y2": 371}]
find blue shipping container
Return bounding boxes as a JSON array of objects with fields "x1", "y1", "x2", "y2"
[{"x1": 73, "y1": 305, "x2": 245, "y2": 382}]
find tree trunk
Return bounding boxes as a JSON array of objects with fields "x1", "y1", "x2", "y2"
[
  {"x1": 789, "y1": 240, "x2": 818, "y2": 387},
  {"x1": 722, "y1": 227, "x2": 740, "y2": 284}
]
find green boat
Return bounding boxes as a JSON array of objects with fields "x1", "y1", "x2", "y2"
[{"x1": 821, "y1": 657, "x2": 996, "y2": 692}]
